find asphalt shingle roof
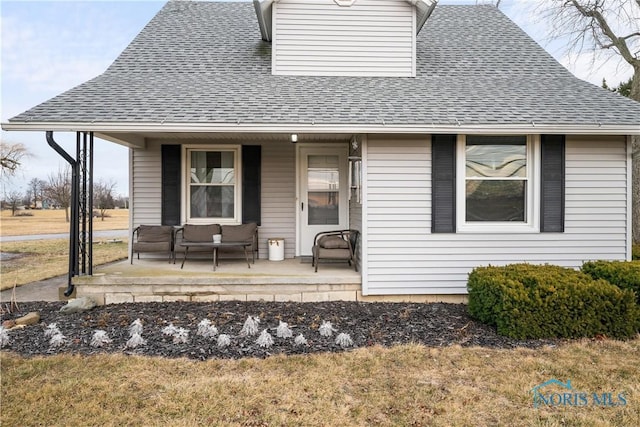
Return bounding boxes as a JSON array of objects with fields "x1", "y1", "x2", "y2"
[{"x1": 8, "y1": 1, "x2": 640, "y2": 129}]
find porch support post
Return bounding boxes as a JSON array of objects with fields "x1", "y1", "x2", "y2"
[
  {"x1": 46, "y1": 131, "x2": 78, "y2": 296},
  {"x1": 46, "y1": 131, "x2": 94, "y2": 297},
  {"x1": 77, "y1": 132, "x2": 94, "y2": 275}
]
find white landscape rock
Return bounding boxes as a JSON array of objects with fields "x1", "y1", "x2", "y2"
[{"x1": 59, "y1": 297, "x2": 96, "y2": 314}]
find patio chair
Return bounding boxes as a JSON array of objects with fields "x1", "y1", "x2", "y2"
[
  {"x1": 312, "y1": 229, "x2": 359, "y2": 273},
  {"x1": 130, "y1": 225, "x2": 174, "y2": 264}
]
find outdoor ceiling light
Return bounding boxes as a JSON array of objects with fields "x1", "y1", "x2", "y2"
[{"x1": 290, "y1": 134, "x2": 298, "y2": 143}]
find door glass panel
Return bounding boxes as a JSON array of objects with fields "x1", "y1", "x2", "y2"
[{"x1": 307, "y1": 155, "x2": 339, "y2": 225}]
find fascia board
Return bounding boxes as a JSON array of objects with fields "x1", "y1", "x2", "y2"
[{"x1": 3, "y1": 121, "x2": 640, "y2": 135}]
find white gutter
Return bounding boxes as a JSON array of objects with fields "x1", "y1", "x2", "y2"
[
  {"x1": 3, "y1": 121, "x2": 639, "y2": 135},
  {"x1": 406, "y1": 0, "x2": 438, "y2": 34},
  {"x1": 254, "y1": 0, "x2": 277, "y2": 42}
]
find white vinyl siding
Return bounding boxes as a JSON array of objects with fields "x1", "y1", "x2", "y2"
[
  {"x1": 362, "y1": 135, "x2": 629, "y2": 295},
  {"x1": 273, "y1": 0, "x2": 415, "y2": 77},
  {"x1": 260, "y1": 140, "x2": 297, "y2": 259},
  {"x1": 131, "y1": 143, "x2": 162, "y2": 227},
  {"x1": 131, "y1": 140, "x2": 297, "y2": 259}
]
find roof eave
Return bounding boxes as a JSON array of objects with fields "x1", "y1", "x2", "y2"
[{"x1": 3, "y1": 121, "x2": 639, "y2": 136}]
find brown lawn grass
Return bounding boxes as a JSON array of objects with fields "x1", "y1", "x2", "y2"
[
  {"x1": 0, "y1": 208, "x2": 128, "y2": 236},
  {"x1": 0, "y1": 238, "x2": 128, "y2": 290},
  {"x1": 2, "y1": 339, "x2": 639, "y2": 426},
  {"x1": 0, "y1": 209, "x2": 129, "y2": 290}
]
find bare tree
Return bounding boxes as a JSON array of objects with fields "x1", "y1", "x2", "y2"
[
  {"x1": 3, "y1": 190, "x2": 24, "y2": 216},
  {"x1": 27, "y1": 178, "x2": 47, "y2": 208},
  {"x1": 538, "y1": 0, "x2": 640, "y2": 242},
  {"x1": 93, "y1": 179, "x2": 117, "y2": 221},
  {"x1": 43, "y1": 166, "x2": 72, "y2": 222},
  {"x1": 0, "y1": 142, "x2": 30, "y2": 181}
]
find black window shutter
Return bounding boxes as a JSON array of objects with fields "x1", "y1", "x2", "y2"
[
  {"x1": 161, "y1": 145, "x2": 182, "y2": 226},
  {"x1": 242, "y1": 145, "x2": 261, "y2": 225},
  {"x1": 540, "y1": 135, "x2": 565, "y2": 232},
  {"x1": 432, "y1": 135, "x2": 456, "y2": 233}
]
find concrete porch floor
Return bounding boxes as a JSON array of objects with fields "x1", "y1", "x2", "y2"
[{"x1": 74, "y1": 257, "x2": 364, "y2": 304}]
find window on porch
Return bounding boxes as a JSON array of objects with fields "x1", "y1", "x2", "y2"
[{"x1": 186, "y1": 147, "x2": 241, "y2": 223}]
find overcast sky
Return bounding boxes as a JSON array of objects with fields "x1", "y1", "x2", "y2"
[{"x1": 1, "y1": 0, "x2": 634, "y2": 198}]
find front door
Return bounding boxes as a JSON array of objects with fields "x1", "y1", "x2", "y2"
[{"x1": 298, "y1": 146, "x2": 349, "y2": 256}]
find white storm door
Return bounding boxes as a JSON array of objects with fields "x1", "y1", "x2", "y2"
[{"x1": 298, "y1": 146, "x2": 349, "y2": 256}]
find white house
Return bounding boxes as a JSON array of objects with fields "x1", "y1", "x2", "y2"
[{"x1": 3, "y1": 0, "x2": 639, "y2": 301}]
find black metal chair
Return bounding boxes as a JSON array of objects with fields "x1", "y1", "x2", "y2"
[{"x1": 311, "y1": 229, "x2": 359, "y2": 273}]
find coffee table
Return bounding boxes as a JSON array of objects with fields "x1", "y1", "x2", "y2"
[{"x1": 179, "y1": 241, "x2": 252, "y2": 271}]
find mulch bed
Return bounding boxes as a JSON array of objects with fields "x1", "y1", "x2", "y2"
[{"x1": 0, "y1": 301, "x2": 558, "y2": 360}]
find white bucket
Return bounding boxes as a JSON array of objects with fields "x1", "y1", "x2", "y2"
[{"x1": 268, "y1": 238, "x2": 285, "y2": 261}]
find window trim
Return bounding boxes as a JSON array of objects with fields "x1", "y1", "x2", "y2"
[
  {"x1": 182, "y1": 145, "x2": 242, "y2": 224},
  {"x1": 455, "y1": 134, "x2": 540, "y2": 233}
]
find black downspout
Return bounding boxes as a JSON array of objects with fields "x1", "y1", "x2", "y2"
[{"x1": 46, "y1": 131, "x2": 77, "y2": 297}]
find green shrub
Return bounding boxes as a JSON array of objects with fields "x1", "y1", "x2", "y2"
[
  {"x1": 467, "y1": 263, "x2": 640, "y2": 340},
  {"x1": 581, "y1": 260, "x2": 640, "y2": 304},
  {"x1": 633, "y1": 243, "x2": 640, "y2": 260}
]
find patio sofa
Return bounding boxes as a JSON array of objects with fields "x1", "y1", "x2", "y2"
[{"x1": 174, "y1": 223, "x2": 259, "y2": 263}]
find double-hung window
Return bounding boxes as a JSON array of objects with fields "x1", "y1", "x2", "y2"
[
  {"x1": 186, "y1": 146, "x2": 241, "y2": 223},
  {"x1": 456, "y1": 135, "x2": 538, "y2": 232}
]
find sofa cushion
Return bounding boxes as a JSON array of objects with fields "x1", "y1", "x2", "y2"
[
  {"x1": 137, "y1": 225, "x2": 173, "y2": 243},
  {"x1": 133, "y1": 241, "x2": 171, "y2": 252},
  {"x1": 315, "y1": 247, "x2": 352, "y2": 259},
  {"x1": 183, "y1": 224, "x2": 221, "y2": 242},
  {"x1": 221, "y1": 223, "x2": 257, "y2": 243},
  {"x1": 317, "y1": 235, "x2": 349, "y2": 249}
]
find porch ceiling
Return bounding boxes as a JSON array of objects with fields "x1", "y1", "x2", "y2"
[{"x1": 99, "y1": 131, "x2": 354, "y2": 147}]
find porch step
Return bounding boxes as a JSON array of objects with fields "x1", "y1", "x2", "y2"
[
  {"x1": 75, "y1": 278, "x2": 362, "y2": 304},
  {"x1": 73, "y1": 257, "x2": 362, "y2": 304}
]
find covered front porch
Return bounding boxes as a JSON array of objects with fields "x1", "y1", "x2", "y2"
[{"x1": 74, "y1": 257, "x2": 365, "y2": 305}]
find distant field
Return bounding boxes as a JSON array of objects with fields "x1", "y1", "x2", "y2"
[{"x1": 0, "y1": 209, "x2": 128, "y2": 236}]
